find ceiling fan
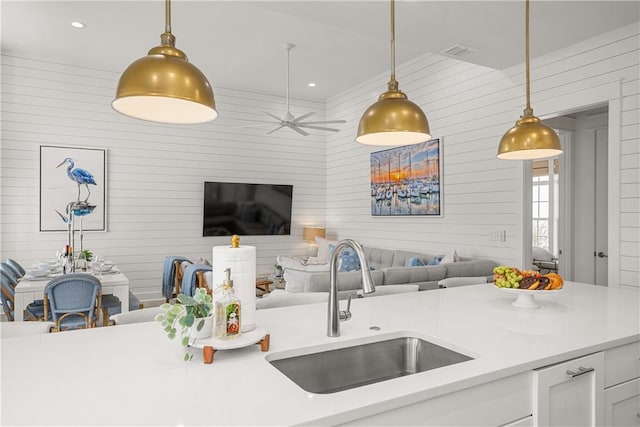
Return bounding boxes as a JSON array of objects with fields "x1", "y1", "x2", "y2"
[{"x1": 249, "y1": 43, "x2": 347, "y2": 136}]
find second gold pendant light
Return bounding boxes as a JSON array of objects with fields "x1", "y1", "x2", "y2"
[
  {"x1": 112, "y1": 0, "x2": 217, "y2": 124},
  {"x1": 356, "y1": 0, "x2": 431, "y2": 146},
  {"x1": 497, "y1": 0, "x2": 562, "y2": 160}
]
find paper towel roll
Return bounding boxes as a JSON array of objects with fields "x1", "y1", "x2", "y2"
[{"x1": 212, "y1": 245, "x2": 256, "y2": 332}]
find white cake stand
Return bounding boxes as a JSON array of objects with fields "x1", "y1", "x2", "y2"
[{"x1": 492, "y1": 285, "x2": 561, "y2": 309}]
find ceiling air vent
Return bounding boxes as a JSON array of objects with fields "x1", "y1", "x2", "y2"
[{"x1": 440, "y1": 44, "x2": 473, "y2": 57}]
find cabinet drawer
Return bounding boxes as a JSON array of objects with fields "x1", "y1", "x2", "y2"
[
  {"x1": 605, "y1": 341, "x2": 640, "y2": 388},
  {"x1": 604, "y1": 378, "x2": 640, "y2": 426}
]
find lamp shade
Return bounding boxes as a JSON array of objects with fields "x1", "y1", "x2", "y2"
[
  {"x1": 497, "y1": 114, "x2": 562, "y2": 160},
  {"x1": 113, "y1": 43, "x2": 217, "y2": 124},
  {"x1": 303, "y1": 227, "x2": 326, "y2": 242},
  {"x1": 356, "y1": 88, "x2": 431, "y2": 146}
]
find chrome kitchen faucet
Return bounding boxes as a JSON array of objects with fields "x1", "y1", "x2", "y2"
[{"x1": 327, "y1": 239, "x2": 376, "y2": 337}]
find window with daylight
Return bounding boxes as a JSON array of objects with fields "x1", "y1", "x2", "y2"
[{"x1": 532, "y1": 159, "x2": 559, "y2": 254}]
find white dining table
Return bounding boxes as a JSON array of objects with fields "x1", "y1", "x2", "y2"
[{"x1": 13, "y1": 268, "x2": 130, "y2": 321}]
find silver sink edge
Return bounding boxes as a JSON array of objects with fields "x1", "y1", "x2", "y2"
[{"x1": 265, "y1": 329, "x2": 478, "y2": 362}]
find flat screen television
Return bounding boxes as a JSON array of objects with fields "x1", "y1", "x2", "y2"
[{"x1": 203, "y1": 182, "x2": 293, "y2": 237}]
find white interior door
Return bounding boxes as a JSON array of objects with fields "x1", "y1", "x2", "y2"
[{"x1": 595, "y1": 128, "x2": 609, "y2": 285}]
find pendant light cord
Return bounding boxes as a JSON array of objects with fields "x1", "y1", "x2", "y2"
[
  {"x1": 524, "y1": 0, "x2": 533, "y2": 116},
  {"x1": 388, "y1": 0, "x2": 399, "y2": 90},
  {"x1": 160, "y1": 0, "x2": 176, "y2": 47},
  {"x1": 165, "y1": 0, "x2": 172, "y2": 34},
  {"x1": 286, "y1": 46, "x2": 291, "y2": 114}
]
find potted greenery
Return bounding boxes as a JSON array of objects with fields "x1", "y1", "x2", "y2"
[
  {"x1": 80, "y1": 249, "x2": 93, "y2": 262},
  {"x1": 155, "y1": 287, "x2": 214, "y2": 361}
]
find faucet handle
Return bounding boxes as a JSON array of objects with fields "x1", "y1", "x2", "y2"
[{"x1": 339, "y1": 295, "x2": 352, "y2": 322}]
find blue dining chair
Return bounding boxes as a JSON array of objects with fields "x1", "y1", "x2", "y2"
[
  {"x1": 0, "y1": 270, "x2": 46, "y2": 321},
  {"x1": 100, "y1": 293, "x2": 122, "y2": 326},
  {"x1": 44, "y1": 273, "x2": 101, "y2": 331},
  {"x1": 103, "y1": 291, "x2": 143, "y2": 326},
  {"x1": 5, "y1": 259, "x2": 26, "y2": 278},
  {"x1": 181, "y1": 264, "x2": 213, "y2": 297},
  {"x1": 162, "y1": 256, "x2": 192, "y2": 301},
  {"x1": 2, "y1": 260, "x2": 24, "y2": 280}
]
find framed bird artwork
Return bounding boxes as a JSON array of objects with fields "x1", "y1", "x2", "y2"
[{"x1": 40, "y1": 145, "x2": 107, "y2": 232}]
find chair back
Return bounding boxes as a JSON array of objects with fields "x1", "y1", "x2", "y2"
[
  {"x1": 181, "y1": 264, "x2": 213, "y2": 296},
  {"x1": 0, "y1": 270, "x2": 16, "y2": 321},
  {"x1": 0, "y1": 262, "x2": 21, "y2": 283},
  {"x1": 162, "y1": 256, "x2": 191, "y2": 300},
  {"x1": 5, "y1": 259, "x2": 26, "y2": 278},
  {"x1": 44, "y1": 273, "x2": 101, "y2": 331}
]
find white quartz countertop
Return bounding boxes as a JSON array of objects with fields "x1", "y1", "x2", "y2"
[{"x1": 1, "y1": 282, "x2": 638, "y2": 426}]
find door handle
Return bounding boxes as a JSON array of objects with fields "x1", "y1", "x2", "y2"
[
  {"x1": 596, "y1": 251, "x2": 608, "y2": 258},
  {"x1": 566, "y1": 366, "x2": 594, "y2": 378}
]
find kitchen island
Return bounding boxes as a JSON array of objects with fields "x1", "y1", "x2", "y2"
[{"x1": 1, "y1": 282, "x2": 638, "y2": 426}]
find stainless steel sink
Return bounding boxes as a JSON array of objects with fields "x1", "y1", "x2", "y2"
[{"x1": 268, "y1": 335, "x2": 473, "y2": 394}]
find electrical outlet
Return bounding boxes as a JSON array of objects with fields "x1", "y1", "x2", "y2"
[{"x1": 489, "y1": 230, "x2": 506, "y2": 242}]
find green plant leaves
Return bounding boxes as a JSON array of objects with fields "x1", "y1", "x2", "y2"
[
  {"x1": 156, "y1": 290, "x2": 215, "y2": 361},
  {"x1": 180, "y1": 313, "x2": 195, "y2": 328}
]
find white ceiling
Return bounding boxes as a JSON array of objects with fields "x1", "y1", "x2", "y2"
[{"x1": 2, "y1": 1, "x2": 639, "y2": 101}]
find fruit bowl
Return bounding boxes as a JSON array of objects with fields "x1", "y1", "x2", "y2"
[{"x1": 491, "y1": 284, "x2": 562, "y2": 308}]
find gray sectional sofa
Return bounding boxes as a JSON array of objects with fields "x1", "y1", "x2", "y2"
[{"x1": 279, "y1": 246, "x2": 496, "y2": 293}]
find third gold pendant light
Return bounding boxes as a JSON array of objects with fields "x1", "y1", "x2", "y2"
[
  {"x1": 356, "y1": 0, "x2": 430, "y2": 146},
  {"x1": 497, "y1": 0, "x2": 562, "y2": 160},
  {"x1": 112, "y1": 0, "x2": 217, "y2": 124}
]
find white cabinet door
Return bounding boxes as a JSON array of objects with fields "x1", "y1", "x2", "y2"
[
  {"x1": 534, "y1": 352, "x2": 604, "y2": 426},
  {"x1": 605, "y1": 378, "x2": 640, "y2": 426}
]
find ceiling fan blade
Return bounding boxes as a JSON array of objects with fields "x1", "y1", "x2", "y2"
[
  {"x1": 291, "y1": 112, "x2": 315, "y2": 123},
  {"x1": 287, "y1": 124, "x2": 309, "y2": 136},
  {"x1": 264, "y1": 111, "x2": 284, "y2": 122},
  {"x1": 233, "y1": 122, "x2": 278, "y2": 129},
  {"x1": 266, "y1": 125, "x2": 285, "y2": 135},
  {"x1": 296, "y1": 124, "x2": 341, "y2": 132},
  {"x1": 298, "y1": 119, "x2": 347, "y2": 125}
]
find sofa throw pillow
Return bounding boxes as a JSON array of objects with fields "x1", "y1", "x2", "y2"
[
  {"x1": 405, "y1": 256, "x2": 425, "y2": 267},
  {"x1": 427, "y1": 256, "x2": 443, "y2": 265},
  {"x1": 339, "y1": 248, "x2": 361, "y2": 272},
  {"x1": 316, "y1": 236, "x2": 338, "y2": 263},
  {"x1": 440, "y1": 250, "x2": 459, "y2": 264},
  {"x1": 328, "y1": 244, "x2": 336, "y2": 261}
]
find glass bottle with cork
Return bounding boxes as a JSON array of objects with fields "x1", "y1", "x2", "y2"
[
  {"x1": 63, "y1": 245, "x2": 74, "y2": 274},
  {"x1": 214, "y1": 267, "x2": 241, "y2": 340}
]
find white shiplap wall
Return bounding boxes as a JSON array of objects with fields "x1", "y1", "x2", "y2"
[
  {"x1": 325, "y1": 22, "x2": 640, "y2": 287},
  {"x1": 0, "y1": 55, "x2": 329, "y2": 300}
]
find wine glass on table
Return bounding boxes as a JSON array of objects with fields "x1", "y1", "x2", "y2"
[{"x1": 94, "y1": 255, "x2": 105, "y2": 278}]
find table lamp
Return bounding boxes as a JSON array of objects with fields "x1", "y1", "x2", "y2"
[{"x1": 303, "y1": 227, "x2": 326, "y2": 256}]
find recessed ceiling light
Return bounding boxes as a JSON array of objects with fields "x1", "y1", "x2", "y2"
[
  {"x1": 307, "y1": 82, "x2": 316, "y2": 87},
  {"x1": 71, "y1": 21, "x2": 86, "y2": 29}
]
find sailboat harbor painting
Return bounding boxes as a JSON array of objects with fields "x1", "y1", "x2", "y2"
[{"x1": 370, "y1": 138, "x2": 443, "y2": 217}]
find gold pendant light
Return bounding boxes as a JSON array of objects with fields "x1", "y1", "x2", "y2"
[
  {"x1": 497, "y1": 0, "x2": 562, "y2": 160},
  {"x1": 112, "y1": 0, "x2": 217, "y2": 124},
  {"x1": 356, "y1": 0, "x2": 430, "y2": 146}
]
